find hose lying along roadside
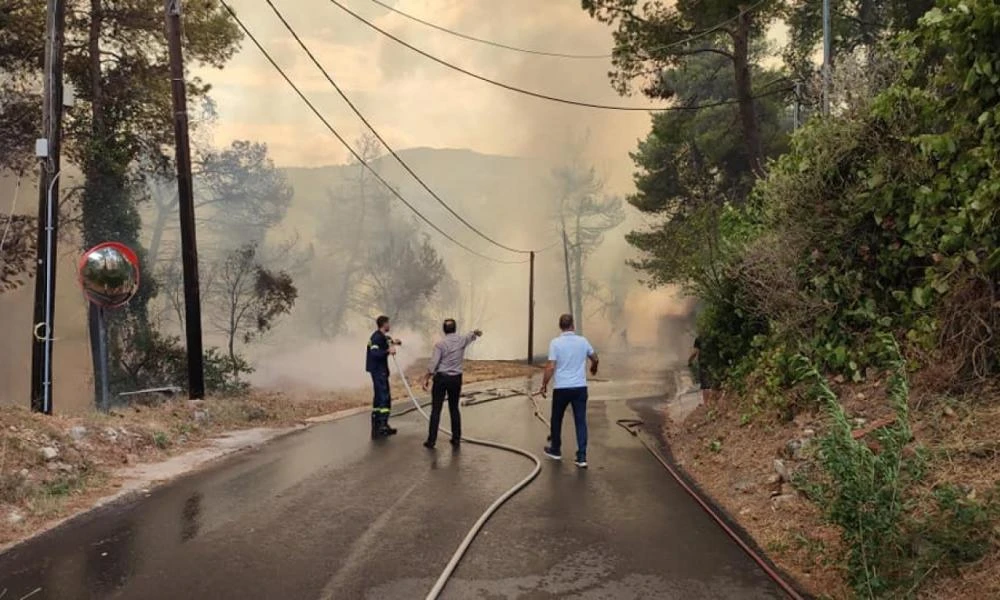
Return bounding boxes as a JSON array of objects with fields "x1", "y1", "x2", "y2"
[
  {"x1": 391, "y1": 356, "x2": 542, "y2": 600},
  {"x1": 615, "y1": 419, "x2": 806, "y2": 600}
]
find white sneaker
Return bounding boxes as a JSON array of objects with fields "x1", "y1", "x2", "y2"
[{"x1": 574, "y1": 459, "x2": 588, "y2": 468}]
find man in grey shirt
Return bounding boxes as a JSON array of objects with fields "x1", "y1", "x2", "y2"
[{"x1": 421, "y1": 319, "x2": 482, "y2": 449}]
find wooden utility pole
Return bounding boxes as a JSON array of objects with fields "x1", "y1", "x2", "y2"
[
  {"x1": 165, "y1": 0, "x2": 206, "y2": 398},
  {"x1": 30, "y1": 0, "x2": 67, "y2": 414},
  {"x1": 527, "y1": 251, "x2": 535, "y2": 364}
]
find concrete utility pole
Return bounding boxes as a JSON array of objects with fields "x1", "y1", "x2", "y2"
[
  {"x1": 165, "y1": 0, "x2": 206, "y2": 398},
  {"x1": 822, "y1": 0, "x2": 832, "y2": 115},
  {"x1": 30, "y1": 0, "x2": 67, "y2": 414},
  {"x1": 527, "y1": 251, "x2": 535, "y2": 364}
]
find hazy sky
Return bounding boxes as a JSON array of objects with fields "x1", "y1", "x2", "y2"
[{"x1": 195, "y1": 0, "x2": 658, "y2": 192}]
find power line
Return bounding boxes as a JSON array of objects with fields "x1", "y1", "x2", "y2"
[
  {"x1": 219, "y1": 1, "x2": 529, "y2": 265},
  {"x1": 328, "y1": 0, "x2": 777, "y2": 113},
  {"x1": 365, "y1": 0, "x2": 609, "y2": 59},
  {"x1": 363, "y1": 0, "x2": 767, "y2": 63},
  {"x1": 266, "y1": 0, "x2": 547, "y2": 255},
  {"x1": 324, "y1": 0, "x2": 668, "y2": 111}
]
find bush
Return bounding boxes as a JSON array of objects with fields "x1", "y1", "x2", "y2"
[
  {"x1": 796, "y1": 336, "x2": 920, "y2": 597},
  {"x1": 797, "y1": 335, "x2": 999, "y2": 597}
]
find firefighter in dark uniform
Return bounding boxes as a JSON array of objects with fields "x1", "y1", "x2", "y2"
[{"x1": 367, "y1": 315, "x2": 401, "y2": 438}]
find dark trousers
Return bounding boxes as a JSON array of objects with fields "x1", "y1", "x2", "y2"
[
  {"x1": 427, "y1": 373, "x2": 462, "y2": 444},
  {"x1": 370, "y1": 370, "x2": 391, "y2": 428},
  {"x1": 549, "y1": 387, "x2": 588, "y2": 461}
]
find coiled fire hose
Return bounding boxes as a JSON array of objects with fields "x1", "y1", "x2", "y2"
[{"x1": 391, "y1": 355, "x2": 541, "y2": 600}]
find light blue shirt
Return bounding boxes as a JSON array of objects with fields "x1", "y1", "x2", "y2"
[{"x1": 548, "y1": 332, "x2": 595, "y2": 390}]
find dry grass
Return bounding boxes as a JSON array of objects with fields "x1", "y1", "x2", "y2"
[
  {"x1": 666, "y1": 392, "x2": 850, "y2": 599},
  {"x1": 0, "y1": 360, "x2": 538, "y2": 548}
]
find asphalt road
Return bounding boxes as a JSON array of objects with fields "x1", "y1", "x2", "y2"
[{"x1": 0, "y1": 355, "x2": 784, "y2": 599}]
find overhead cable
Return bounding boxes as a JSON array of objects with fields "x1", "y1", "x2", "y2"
[
  {"x1": 364, "y1": 0, "x2": 769, "y2": 63},
  {"x1": 266, "y1": 0, "x2": 549, "y2": 255},
  {"x1": 220, "y1": 1, "x2": 529, "y2": 265}
]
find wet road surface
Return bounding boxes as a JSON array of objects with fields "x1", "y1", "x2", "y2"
[{"x1": 0, "y1": 354, "x2": 783, "y2": 599}]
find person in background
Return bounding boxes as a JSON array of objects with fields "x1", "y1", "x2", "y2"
[
  {"x1": 537, "y1": 313, "x2": 598, "y2": 468},
  {"x1": 422, "y1": 319, "x2": 482, "y2": 449},
  {"x1": 366, "y1": 315, "x2": 401, "y2": 439}
]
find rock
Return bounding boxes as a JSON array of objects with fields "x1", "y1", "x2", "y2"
[
  {"x1": 18, "y1": 468, "x2": 30, "y2": 478},
  {"x1": 40, "y1": 446, "x2": 59, "y2": 461},
  {"x1": 739, "y1": 507, "x2": 752, "y2": 516},
  {"x1": 193, "y1": 410, "x2": 210, "y2": 424},
  {"x1": 7, "y1": 511, "x2": 24, "y2": 525},
  {"x1": 47, "y1": 461, "x2": 74, "y2": 473},
  {"x1": 784, "y1": 439, "x2": 803, "y2": 459},
  {"x1": 852, "y1": 417, "x2": 868, "y2": 428},
  {"x1": 69, "y1": 426, "x2": 88, "y2": 441},
  {"x1": 803, "y1": 428, "x2": 816, "y2": 438},
  {"x1": 103, "y1": 427, "x2": 119, "y2": 442},
  {"x1": 772, "y1": 493, "x2": 797, "y2": 508},
  {"x1": 734, "y1": 480, "x2": 756, "y2": 495},
  {"x1": 855, "y1": 392, "x2": 867, "y2": 401},
  {"x1": 766, "y1": 473, "x2": 782, "y2": 485},
  {"x1": 187, "y1": 399, "x2": 205, "y2": 409},
  {"x1": 774, "y1": 459, "x2": 792, "y2": 482},
  {"x1": 834, "y1": 375, "x2": 846, "y2": 384},
  {"x1": 943, "y1": 405, "x2": 956, "y2": 418}
]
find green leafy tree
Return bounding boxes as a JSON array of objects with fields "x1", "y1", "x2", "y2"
[
  {"x1": 551, "y1": 156, "x2": 625, "y2": 335},
  {"x1": 146, "y1": 140, "x2": 293, "y2": 267},
  {"x1": 784, "y1": 0, "x2": 934, "y2": 79},
  {"x1": 0, "y1": 1, "x2": 241, "y2": 399},
  {"x1": 207, "y1": 243, "x2": 297, "y2": 383},
  {"x1": 623, "y1": 53, "x2": 790, "y2": 296},
  {"x1": 582, "y1": 0, "x2": 787, "y2": 176}
]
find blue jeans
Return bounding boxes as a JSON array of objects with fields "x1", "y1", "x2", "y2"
[{"x1": 550, "y1": 387, "x2": 588, "y2": 461}]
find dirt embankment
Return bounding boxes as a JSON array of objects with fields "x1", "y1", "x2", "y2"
[
  {"x1": 0, "y1": 360, "x2": 538, "y2": 548},
  {"x1": 665, "y1": 379, "x2": 1000, "y2": 599}
]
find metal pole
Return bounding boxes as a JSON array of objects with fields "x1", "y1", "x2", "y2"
[
  {"x1": 822, "y1": 0, "x2": 831, "y2": 115},
  {"x1": 527, "y1": 251, "x2": 535, "y2": 364},
  {"x1": 30, "y1": 0, "x2": 66, "y2": 415},
  {"x1": 97, "y1": 307, "x2": 110, "y2": 411},
  {"x1": 166, "y1": 0, "x2": 206, "y2": 399}
]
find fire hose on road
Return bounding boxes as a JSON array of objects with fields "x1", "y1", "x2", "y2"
[
  {"x1": 391, "y1": 355, "x2": 803, "y2": 600},
  {"x1": 391, "y1": 355, "x2": 541, "y2": 600}
]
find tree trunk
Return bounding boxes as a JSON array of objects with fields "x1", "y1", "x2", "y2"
[
  {"x1": 147, "y1": 187, "x2": 178, "y2": 268},
  {"x1": 574, "y1": 211, "x2": 584, "y2": 335},
  {"x1": 328, "y1": 164, "x2": 370, "y2": 335},
  {"x1": 731, "y1": 8, "x2": 764, "y2": 179},
  {"x1": 228, "y1": 298, "x2": 238, "y2": 383},
  {"x1": 86, "y1": 0, "x2": 105, "y2": 404}
]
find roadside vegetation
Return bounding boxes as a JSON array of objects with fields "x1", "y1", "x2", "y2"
[{"x1": 585, "y1": 0, "x2": 1000, "y2": 596}]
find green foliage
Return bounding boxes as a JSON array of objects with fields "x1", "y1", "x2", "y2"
[
  {"x1": 207, "y1": 243, "x2": 297, "y2": 383},
  {"x1": 713, "y1": 0, "x2": 1000, "y2": 390},
  {"x1": 151, "y1": 431, "x2": 171, "y2": 450},
  {"x1": 796, "y1": 336, "x2": 920, "y2": 597},
  {"x1": 796, "y1": 335, "x2": 998, "y2": 597},
  {"x1": 783, "y1": 0, "x2": 933, "y2": 80},
  {"x1": 110, "y1": 313, "x2": 253, "y2": 398}
]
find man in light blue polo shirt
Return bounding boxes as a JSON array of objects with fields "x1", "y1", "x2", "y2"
[{"x1": 537, "y1": 313, "x2": 599, "y2": 468}]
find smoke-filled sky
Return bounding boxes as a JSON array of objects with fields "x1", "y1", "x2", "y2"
[{"x1": 196, "y1": 0, "x2": 657, "y2": 192}]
